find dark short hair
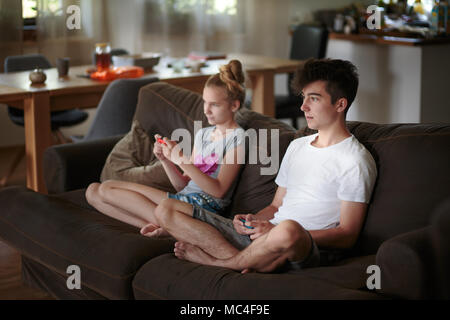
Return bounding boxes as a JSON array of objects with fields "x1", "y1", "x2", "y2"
[{"x1": 291, "y1": 58, "x2": 359, "y2": 111}]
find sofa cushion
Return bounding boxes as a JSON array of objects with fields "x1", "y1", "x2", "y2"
[
  {"x1": 105, "y1": 82, "x2": 295, "y2": 217},
  {"x1": 0, "y1": 186, "x2": 175, "y2": 299},
  {"x1": 132, "y1": 253, "x2": 382, "y2": 300},
  {"x1": 100, "y1": 119, "x2": 176, "y2": 193},
  {"x1": 229, "y1": 107, "x2": 295, "y2": 215},
  {"x1": 21, "y1": 256, "x2": 108, "y2": 299}
]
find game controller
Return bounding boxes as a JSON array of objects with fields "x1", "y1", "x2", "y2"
[
  {"x1": 239, "y1": 218, "x2": 254, "y2": 229},
  {"x1": 157, "y1": 137, "x2": 167, "y2": 146}
]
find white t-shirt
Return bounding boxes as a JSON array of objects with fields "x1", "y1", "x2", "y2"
[{"x1": 270, "y1": 133, "x2": 377, "y2": 231}]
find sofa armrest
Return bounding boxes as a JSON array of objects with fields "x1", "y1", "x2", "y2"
[
  {"x1": 431, "y1": 198, "x2": 450, "y2": 299},
  {"x1": 375, "y1": 226, "x2": 437, "y2": 299},
  {"x1": 43, "y1": 135, "x2": 123, "y2": 194}
]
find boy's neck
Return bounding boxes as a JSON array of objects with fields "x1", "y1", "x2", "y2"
[{"x1": 313, "y1": 120, "x2": 351, "y2": 148}]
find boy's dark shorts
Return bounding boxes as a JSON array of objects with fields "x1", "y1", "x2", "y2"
[{"x1": 192, "y1": 206, "x2": 345, "y2": 271}]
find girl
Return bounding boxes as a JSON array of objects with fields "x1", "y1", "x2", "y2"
[{"x1": 85, "y1": 60, "x2": 246, "y2": 237}]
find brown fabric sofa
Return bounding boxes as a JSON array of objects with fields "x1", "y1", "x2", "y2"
[{"x1": 0, "y1": 82, "x2": 449, "y2": 300}]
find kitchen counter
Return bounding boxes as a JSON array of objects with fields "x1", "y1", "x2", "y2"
[{"x1": 329, "y1": 32, "x2": 450, "y2": 46}]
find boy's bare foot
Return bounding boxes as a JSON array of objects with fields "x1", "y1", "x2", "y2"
[
  {"x1": 174, "y1": 241, "x2": 218, "y2": 266},
  {"x1": 140, "y1": 223, "x2": 172, "y2": 239}
]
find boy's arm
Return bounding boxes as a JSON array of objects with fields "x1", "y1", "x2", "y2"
[
  {"x1": 254, "y1": 186, "x2": 286, "y2": 220},
  {"x1": 309, "y1": 200, "x2": 368, "y2": 249},
  {"x1": 233, "y1": 186, "x2": 285, "y2": 236}
]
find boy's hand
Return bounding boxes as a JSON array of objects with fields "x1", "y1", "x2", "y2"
[
  {"x1": 233, "y1": 214, "x2": 274, "y2": 239},
  {"x1": 247, "y1": 220, "x2": 275, "y2": 240},
  {"x1": 233, "y1": 214, "x2": 255, "y2": 235}
]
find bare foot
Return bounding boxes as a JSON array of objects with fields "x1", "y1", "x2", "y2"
[
  {"x1": 174, "y1": 242, "x2": 218, "y2": 266},
  {"x1": 241, "y1": 268, "x2": 255, "y2": 274},
  {"x1": 140, "y1": 223, "x2": 171, "y2": 239}
]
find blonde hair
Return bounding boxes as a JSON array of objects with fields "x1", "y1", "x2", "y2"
[{"x1": 205, "y1": 60, "x2": 246, "y2": 106}]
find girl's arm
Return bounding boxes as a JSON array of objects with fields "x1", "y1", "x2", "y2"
[
  {"x1": 160, "y1": 159, "x2": 190, "y2": 192},
  {"x1": 179, "y1": 144, "x2": 244, "y2": 198},
  {"x1": 154, "y1": 135, "x2": 193, "y2": 192}
]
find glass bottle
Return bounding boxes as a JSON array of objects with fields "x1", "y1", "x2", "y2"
[
  {"x1": 413, "y1": 0, "x2": 425, "y2": 15},
  {"x1": 95, "y1": 43, "x2": 111, "y2": 72}
]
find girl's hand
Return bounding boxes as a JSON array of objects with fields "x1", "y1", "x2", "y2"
[
  {"x1": 153, "y1": 134, "x2": 166, "y2": 161},
  {"x1": 161, "y1": 138, "x2": 189, "y2": 165}
]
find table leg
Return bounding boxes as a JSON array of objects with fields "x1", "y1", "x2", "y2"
[
  {"x1": 250, "y1": 70, "x2": 275, "y2": 117},
  {"x1": 24, "y1": 92, "x2": 51, "y2": 194}
]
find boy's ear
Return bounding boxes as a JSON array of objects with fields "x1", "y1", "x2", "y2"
[{"x1": 336, "y1": 98, "x2": 348, "y2": 113}]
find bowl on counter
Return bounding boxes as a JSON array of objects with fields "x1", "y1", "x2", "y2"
[{"x1": 112, "y1": 53, "x2": 161, "y2": 71}]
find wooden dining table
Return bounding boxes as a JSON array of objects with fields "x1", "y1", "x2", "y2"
[{"x1": 0, "y1": 53, "x2": 301, "y2": 194}]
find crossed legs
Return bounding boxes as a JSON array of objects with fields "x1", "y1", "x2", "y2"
[
  {"x1": 155, "y1": 199, "x2": 312, "y2": 273},
  {"x1": 86, "y1": 184, "x2": 313, "y2": 273},
  {"x1": 85, "y1": 180, "x2": 168, "y2": 231},
  {"x1": 154, "y1": 198, "x2": 240, "y2": 259}
]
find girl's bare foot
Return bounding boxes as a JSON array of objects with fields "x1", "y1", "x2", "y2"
[
  {"x1": 174, "y1": 241, "x2": 218, "y2": 266},
  {"x1": 241, "y1": 268, "x2": 255, "y2": 274}
]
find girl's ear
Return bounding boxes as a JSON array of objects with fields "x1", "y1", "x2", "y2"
[{"x1": 231, "y1": 100, "x2": 241, "y2": 113}]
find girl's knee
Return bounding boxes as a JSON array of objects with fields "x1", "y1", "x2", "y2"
[
  {"x1": 85, "y1": 182, "x2": 101, "y2": 204},
  {"x1": 98, "y1": 180, "x2": 117, "y2": 199},
  {"x1": 154, "y1": 198, "x2": 177, "y2": 226}
]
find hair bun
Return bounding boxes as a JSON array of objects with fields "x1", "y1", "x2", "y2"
[
  {"x1": 220, "y1": 60, "x2": 245, "y2": 85},
  {"x1": 219, "y1": 60, "x2": 245, "y2": 97},
  {"x1": 206, "y1": 59, "x2": 246, "y2": 105}
]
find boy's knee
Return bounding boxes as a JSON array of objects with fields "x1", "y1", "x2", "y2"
[{"x1": 270, "y1": 220, "x2": 308, "y2": 252}]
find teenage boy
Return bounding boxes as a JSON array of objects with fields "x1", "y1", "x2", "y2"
[{"x1": 148, "y1": 58, "x2": 377, "y2": 273}]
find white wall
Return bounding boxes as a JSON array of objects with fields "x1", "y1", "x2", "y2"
[
  {"x1": 326, "y1": 39, "x2": 423, "y2": 124},
  {"x1": 326, "y1": 39, "x2": 450, "y2": 124}
]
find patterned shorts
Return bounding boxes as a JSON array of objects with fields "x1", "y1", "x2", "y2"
[{"x1": 167, "y1": 192, "x2": 223, "y2": 213}]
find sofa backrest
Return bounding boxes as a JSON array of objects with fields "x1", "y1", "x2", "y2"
[
  {"x1": 132, "y1": 82, "x2": 296, "y2": 216},
  {"x1": 119, "y1": 82, "x2": 450, "y2": 256},
  {"x1": 296, "y1": 122, "x2": 450, "y2": 255},
  {"x1": 346, "y1": 122, "x2": 450, "y2": 255}
]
